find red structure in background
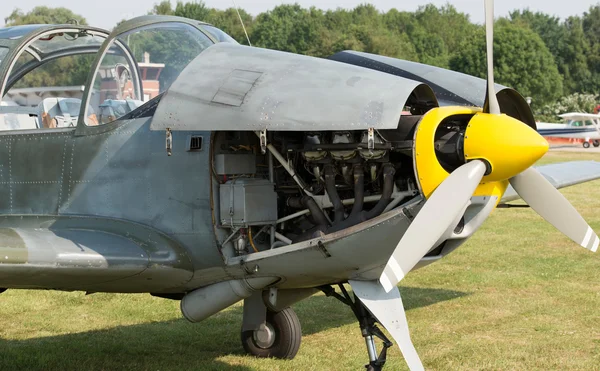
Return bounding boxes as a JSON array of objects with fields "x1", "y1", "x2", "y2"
[
  {"x1": 138, "y1": 52, "x2": 165, "y2": 101},
  {"x1": 594, "y1": 104, "x2": 600, "y2": 114},
  {"x1": 98, "y1": 52, "x2": 165, "y2": 102}
]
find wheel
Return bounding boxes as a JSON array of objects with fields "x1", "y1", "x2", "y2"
[
  {"x1": 583, "y1": 141, "x2": 591, "y2": 148},
  {"x1": 593, "y1": 140, "x2": 599, "y2": 147},
  {"x1": 241, "y1": 307, "x2": 301, "y2": 359}
]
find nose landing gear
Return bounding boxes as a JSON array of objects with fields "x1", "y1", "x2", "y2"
[{"x1": 321, "y1": 284, "x2": 393, "y2": 370}]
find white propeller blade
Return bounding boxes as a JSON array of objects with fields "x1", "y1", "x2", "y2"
[
  {"x1": 510, "y1": 168, "x2": 599, "y2": 252},
  {"x1": 379, "y1": 160, "x2": 487, "y2": 292},
  {"x1": 484, "y1": 0, "x2": 501, "y2": 115}
]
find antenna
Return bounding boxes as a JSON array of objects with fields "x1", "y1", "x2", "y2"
[{"x1": 231, "y1": 0, "x2": 252, "y2": 46}]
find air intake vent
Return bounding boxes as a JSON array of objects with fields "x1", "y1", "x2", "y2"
[{"x1": 186, "y1": 135, "x2": 203, "y2": 152}]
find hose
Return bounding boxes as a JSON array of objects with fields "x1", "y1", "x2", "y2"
[
  {"x1": 302, "y1": 196, "x2": 329, "y2": 230},
  {"x1": 324, "y1": 164, "x2": 344, "y2": 224},
  {"x1": 248, "y1": 227, "x2": 259, "y2": 253},
  {"x1": 364, "y1": 164, "x2": 396, "y2": 220},
  {"x1": 349, "y1": 165, "x2": 364, "y2": 218},
  {"x1": 326, "y1": 163, "x2": 395, "y2": 233}
]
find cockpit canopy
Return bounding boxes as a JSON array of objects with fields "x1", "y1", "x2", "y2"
[{"x1": 0, "y1": 16, "x2": 237, "y2": 131}]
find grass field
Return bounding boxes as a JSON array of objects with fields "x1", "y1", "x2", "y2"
[{"x1": 1, "y1": 151, "x2": 599, "y2": 370}]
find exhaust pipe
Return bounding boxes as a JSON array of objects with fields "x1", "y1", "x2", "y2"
[{"x1": 181, "y1": 277, "x2": 277, "y2": 323}]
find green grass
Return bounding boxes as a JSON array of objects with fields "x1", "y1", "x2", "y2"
[{"x1": 1, "y1": 152, "x2": 600, "y2": 370}]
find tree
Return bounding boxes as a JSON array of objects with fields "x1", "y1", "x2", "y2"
[
  {"x1": 583, "y1": 5, "x2": 600, "y2": 93},
  {"x1": 384, "y1": 5, "x2": 478, "y2": 68},
  {"x1": 151, "y1": 1, "x2": 210, "y2": 22},
  {"x1": 413, "y1": 4, "x2": 476, "y2": 54},
  {"x1": 509, "y1": 9, "x2": 566, "y2": 63},
  {"x1": 251, "y1": 5, "x2": 325, "y2": 55},
  {"x1": 173, "y1": 1, "x2": 210, "y2": 21},
  {"x1": 561, "y1": 16, "x2": 592, "y2": 94},
  {"x1": 206, "y1": 8, "x2": 254, "y2": 45},
  {"x1": 509, "y1": 10, "x2": 591, "y2": 95},
  {"x1": 450, "y1": 22, "x2": 563, "y2": 104},
  {"x1": 150, "y1": 1, "x2": 174, "y2": 16},
  {"x1": 5, "y1": 6, "x2": 87, "y2": 26},
  {"x1": 536, "y1": 93, "x2": 599, "y2": 122}
]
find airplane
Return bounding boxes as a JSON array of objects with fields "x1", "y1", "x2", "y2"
[
  {"x1": 0, "y1": 1, "x2": 598, "y2": 369},
  {"x1": 537, "y1": 112, "x2": 600, "y2": 148}
]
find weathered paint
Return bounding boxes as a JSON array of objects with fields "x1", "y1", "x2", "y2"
[
  {"x1": 151, "y1": 43, "x2": 435, "y2": 132},
  {"x1": 0, "y1": 228, "x2": 26, "y2": 264}
]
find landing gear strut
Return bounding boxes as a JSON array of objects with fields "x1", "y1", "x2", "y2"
[{"x1": 321, "y1": 284, "x2": 393, "y2": 371}]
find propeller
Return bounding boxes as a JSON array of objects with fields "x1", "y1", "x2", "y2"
[
  {"x1": 379, "y1": 160, "x2": 487, "y2": 291},
  {"x1": 483, "y1": 0, "x2": 500, "y2": 115},
  {"x1": 510, "y1": 168, "x2": 599, "y2": 251},
  {"x1": 481, "y1": 0, "x2": 599, "y2": 252},
  {"x1": 355, "y1": 1, "x2": 598, "y2": 369},
  {"x1": 379, "y1": 0, "x2": 598, "y2": 293}
]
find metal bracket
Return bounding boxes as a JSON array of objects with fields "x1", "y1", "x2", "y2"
[
  {"x1": 268, "y1": 287, "x2": 278, "y2": 308},
  {"x1": 240, "y1": 257, "x2": 259, "y2": 275},
  {"x1": 367, "y1": 127, "x2": 375, "y2": 152},
  {"x1": 242, "y1": 291, "x2": 268, "y2": 332},
  {"x1": 165, "y1": 128, "x2": 172, "y2": 156},
  {"x1": 259, "y1": 129, "x2": 267, "y2": 154},
  {"x1": 317, "y1": 240, "x2": 332, "y2": 258}
]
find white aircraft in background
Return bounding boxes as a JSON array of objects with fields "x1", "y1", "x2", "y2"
[{"x1": 537, "y1": 112, "x2": 600, "y2": 148}]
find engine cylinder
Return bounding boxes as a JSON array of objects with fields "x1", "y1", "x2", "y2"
[{"x1": 181, "y1": 277, "x2": 278, "y2": 323}]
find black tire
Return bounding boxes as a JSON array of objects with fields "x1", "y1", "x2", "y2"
[
  {"x1": 583, "y1": 141, "x2": 591, "y2": 148},
  {"x1": 593, "y1": 140, "x2": 600, "y2": 147},
  {"x1": 241, "y1": 307, "x2": 301, "y2": 359}
]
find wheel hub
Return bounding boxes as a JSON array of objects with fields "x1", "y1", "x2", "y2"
[{"x1": 253, "y1": 323, "x2": 276, "y2": 349}]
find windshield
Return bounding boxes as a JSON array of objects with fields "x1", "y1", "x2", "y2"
[
  {"x1": 85, "y1": 22, "x2": 213, "y2": 125},
  {"x1": 202, "y1": 25, "x2": 239, "y2": 44},
  {"x1": 0, "y1": 25, "x2": 45, "y2": 40},
  {"x1": 0, "y1": 47, "x2": 7, "y2": 65},
  {"x1": 117, "y1": 23, "x2": 213, "y2": 94},
  {"x1": 30, "y1": 31, "x2": 106, "y2": 57}
]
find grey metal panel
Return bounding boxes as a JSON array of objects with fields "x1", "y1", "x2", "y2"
[
  {"x1": 333, "y1": 51, "x2": 502, "y2": 108},
  {"x1": 501, "y1": 161, "x2": 600, "y2": 202},
  {"x1": 212, "y1": 69, "x2": 263, "y2": 107},
  {"x1": 214, "y1": 153, "x2": 256, "y2": 175},
  {"x1": 0, "y1": 114, "x2": 221, "y2": 282},
  {"x1": 0, "y1": 133, "x2": 70, "y2": 215},
  {"x1": 0, "y1": 215, "x2": 195, "y2": 292},
  {"x1": 219, "y1": 179, "x2": 277, "y2": 226},
  {"x1": 151, "y1": 43, "x2": 429, "y2": 132},
  {"x1": 62, "y1": 118, "x2": 212, "y2": 235},
  {"x1": 330, "y1": 51, "x2": 537, "y2": 128},
  {"x1": 220, "y1": 198, "x2": 424, "y2": 290},
  {"x1": 0, "y1": 227, "x2": 147, "y2": 288}
]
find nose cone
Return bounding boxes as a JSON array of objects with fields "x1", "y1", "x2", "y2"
[{"x1": 464, "y1": 113, "x2": 549, "y2": 182}]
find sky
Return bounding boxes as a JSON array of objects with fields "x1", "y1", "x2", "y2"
[{"x1": 0, "y1": 0, "x2": 598, "y2": 29}]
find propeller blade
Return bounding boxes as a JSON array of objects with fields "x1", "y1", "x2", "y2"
[
  {"x1": 379, "y1": 160, "x2": 487, "y2": 292},
  {"x1": 349, "y1": 280, "x2": 424, "y2": 371},
  {"x1": 510, "y1": 167, "x2": 599, "y2": 252},
  {"x1": 483, "y1": 0, "x2": 500, "y2": 115}
]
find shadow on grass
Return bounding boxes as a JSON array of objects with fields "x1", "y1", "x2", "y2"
[{"x1": 0, "y1": 286, "x2": 467, "y2": 370}]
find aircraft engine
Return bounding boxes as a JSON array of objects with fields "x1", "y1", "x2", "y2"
[{"x1": 210, "y1": 117, "x2": 423, "y2": 254}]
